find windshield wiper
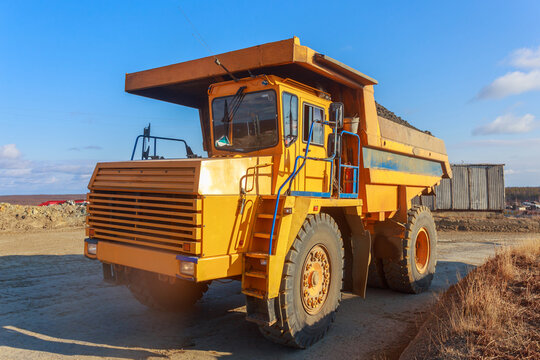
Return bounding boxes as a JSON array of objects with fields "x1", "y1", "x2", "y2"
[
  {"x1": 220, "y1": 86, "x2": 247, "y2": 146},
  {"x1": 224, "y1": 86, "x2": 246, "y2": 123}
]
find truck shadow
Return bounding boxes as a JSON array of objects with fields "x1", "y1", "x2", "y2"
[{"x1": 0, "y1": 254, "x2": 475, "y2": 359}]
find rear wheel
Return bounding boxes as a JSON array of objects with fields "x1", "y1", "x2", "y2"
[
  {"x1": 127, "y1": 269, "x2": 209, "y2": 312},
  {"x1": 259, "y1": 213, "x2": 344, "y2": 348},
  {"x1": 383, "y1": 206, "x2": 437, "y2": 294}
]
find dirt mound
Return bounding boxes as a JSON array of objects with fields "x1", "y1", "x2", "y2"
[
  {"x1": 434, "y1": 213, "x2": 540, "y2": 232},
  {"x1": 400, "y1": 241, "x2": 540, "y2": 359},
  {"x1": 0, "y1": 202, "x2": 87, "y2": 232},
  {"x1": 0, "y1": 194, "x2": 85, "y2": 206},
  {"x1": 376, "y1": 102, "x2": 432, "y2": 135}
]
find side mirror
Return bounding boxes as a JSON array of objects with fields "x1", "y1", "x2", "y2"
[
  {"x1": 329, "y1": 102, "x2": 344, "y2": 128},
  {"x1": 327, "y1": 133, "x2": 341, "y2": 158}
]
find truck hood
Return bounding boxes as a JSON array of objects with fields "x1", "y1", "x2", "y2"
[{"x1": 88, "y1": 156, "x2": 273, "y2": 196}]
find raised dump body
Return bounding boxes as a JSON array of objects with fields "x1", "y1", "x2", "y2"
[{"x1": 84, "y1": 37, "x2": 450, "y2": 348}]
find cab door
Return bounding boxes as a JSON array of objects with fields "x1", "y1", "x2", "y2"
[
  {"x1": 291, "y1": 101, "x2": 331, "y2": 196},
  {"x1": 279, "y1": 91, "x2": 299, "y2": 188}
]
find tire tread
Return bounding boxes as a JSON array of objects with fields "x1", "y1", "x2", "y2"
[{"x1": 259, "y1": 213, "x2": 344, "y2": 348}]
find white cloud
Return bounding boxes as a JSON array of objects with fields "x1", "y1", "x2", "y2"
[
  {"x1": 68, "y1": 145, "x2": 103, "y2": 152},
  {"x1": 33, "y1": 163, "x2": 94, "y2": 175},
  {"x1": 458, "y1": 137, "x2": 540, "y2": 147},
  {"x1": 476, "y1": 70, "x2": 540, "y2": 99},
  {"x1": 508, "y1": 46, "x2": 540, "y2": 69},
  {"x1": 0, "y1": 156, "x2": 95, "y2": 195},
  {"x1": 477, "y1": 45, "x2": 540, "y2": 99},
  {"x1": 0, "y1": 168, "x2": 32, "y2": 177},
  {"x1": 472, "y1": 113, "x2": 537, "y2": 135},
  {"x1": 0, "y1": 144, "x2": 21, "y2": 159}
]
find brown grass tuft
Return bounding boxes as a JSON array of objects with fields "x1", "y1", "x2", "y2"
[{"x1": 406, "y1": 239, "x2": 540, "y2": 360}]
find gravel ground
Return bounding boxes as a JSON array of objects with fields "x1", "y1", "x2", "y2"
[{"x1": 0, "y1": 230, "x2": 535, "y2": 360}]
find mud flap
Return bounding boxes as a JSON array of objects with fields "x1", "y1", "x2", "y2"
[
  {"x1": 345, "y1": 211, "x2": 372, "y2": 298},
  {"x1": 351, "y1": 229, "x2": 371, "y2": 298},
  {"x1": 245, "y1": 296, "x2": 277, "y2": 326}
]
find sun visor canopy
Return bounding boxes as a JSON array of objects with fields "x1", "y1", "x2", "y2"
[{"x1": 125, "y1": 37, "x2": 378, "y2": 109}]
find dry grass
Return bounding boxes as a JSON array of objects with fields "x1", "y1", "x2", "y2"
[{"x1": 411, "y1": 239, "x2": 540, "y2": 359}]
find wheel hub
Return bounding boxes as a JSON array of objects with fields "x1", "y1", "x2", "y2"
[
  {"x1": 414, "y1": 228, "x2": 430, "y2": 274},
  {"x1": 301, "y1": 245, "x2": 331, "y2": 315}
]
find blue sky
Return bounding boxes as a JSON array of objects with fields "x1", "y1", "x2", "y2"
[{"x1": 1, "y1": 1, "x2": 539, "y2": 194}]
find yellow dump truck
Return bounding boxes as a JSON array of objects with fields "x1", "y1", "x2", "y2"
[{"x1": 84, "y1": 37, "x2": 451, "y2": 348}]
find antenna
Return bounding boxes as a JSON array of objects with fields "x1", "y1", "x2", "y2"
[
  {"x1": 179, "y1": 5, "x2": 238, "y2": 82},
  {"x1": 214, "y1": 58, "x2": 238, "y2": 82}
]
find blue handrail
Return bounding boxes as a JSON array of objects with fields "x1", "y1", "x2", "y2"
[
  {"x1": 337, "y1": 131, "x2": 361, "y2": 198},
  {"x1": 268, "y1": 120, "x2": 337, "y2": 255}
]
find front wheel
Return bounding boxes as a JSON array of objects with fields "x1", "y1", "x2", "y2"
[
  {"x1": 259, "y1": 213, "x2": 344, "y2": 348},
  {"x1": 127, "y1": 269, "x2": 209, "y2": 312}
]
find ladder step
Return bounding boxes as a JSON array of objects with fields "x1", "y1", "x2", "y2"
[
  {"x1": 242, "y1": 288, "x2": 265, "y2": 299},
  {"x1": 260, "y1": 195, "x2": 277, "y2": 200},
  {"x1": 253, "y1": 232, "x2": 272, "y2": 239},
  {"x1": 245, "y1": 270, "x2": 266, "y2": 279},
  {"x1": 245, "y1": 252, "x2": 269, "y2": 259},
  {"x1": 257, "y1": 213, "x2": 279, "y2": 219}
]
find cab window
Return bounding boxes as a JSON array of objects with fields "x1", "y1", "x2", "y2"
[
  {"x1": 282, "y1": 92, "x2": 298, "y2": 147},
  {"x1": 303, "y1": 103, "x2": 324, "y2": 145}
]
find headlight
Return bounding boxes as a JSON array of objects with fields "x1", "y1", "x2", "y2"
[
  {"x1": 87, "y1": 243, "x2": 97, "y2": 255},
  {"x1": 180, "y1": 261, "x2": 195, "y2": 276}
]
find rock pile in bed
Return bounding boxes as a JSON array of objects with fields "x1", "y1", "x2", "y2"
[{"x1": 376, "y1": 102, "x2": 432, "y2": 135}]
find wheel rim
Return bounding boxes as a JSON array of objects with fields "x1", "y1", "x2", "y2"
[
  {"x1": 414, "y1": 228, "x2": 430, "y2": 274},
  {"x1": 301, "y1": 244, "x2": 331, "y2": 315}
]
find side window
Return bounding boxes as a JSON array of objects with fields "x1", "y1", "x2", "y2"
[
  {"x1": 282, "y1": 92, "x2": 298, "y2": 147},
  {"x1": 303, "y1": 103, "x2": 324, "y2": 145}
]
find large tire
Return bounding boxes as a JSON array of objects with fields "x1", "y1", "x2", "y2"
[
  {"x1": 127, "y1": 269, "x2": 209, "y2": 312},
  {"x1": 383, "y1": 206, "x2": 437, "y2": 294},
  {"x1": 259, "y1": 213, "x2": 344, "y2": 348}
]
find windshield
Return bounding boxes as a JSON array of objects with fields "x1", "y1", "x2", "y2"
[{"x1": 212, "y1": 90, "x2": 278, "y2": 152}]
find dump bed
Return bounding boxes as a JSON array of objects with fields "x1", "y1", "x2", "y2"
[
  {"x1": 125, "y1": 37, "x2": 376, "y2": 108},
  {"x1": 125, "y1": 37, "x2": 451, "y2": 179}
]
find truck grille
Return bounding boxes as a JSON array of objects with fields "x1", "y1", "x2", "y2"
[
  {"x1": 91, "y1": 163, "x2": 197, "y2": 192},
  {"x1": 87, "y1": 189, "x2": 201, "y2": 254}
]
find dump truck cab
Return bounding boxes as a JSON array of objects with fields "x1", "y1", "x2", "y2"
[
  {"x1": 84, "y1": 37, "x2": 451, "y2": 348},
  {"x1": 207, "y1": 75, "x2": 338, "y2": 195}
]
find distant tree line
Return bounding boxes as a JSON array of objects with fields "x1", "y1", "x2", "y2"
[{"x1": 505, "y1": 187, "x2": 540, "y2": 203}]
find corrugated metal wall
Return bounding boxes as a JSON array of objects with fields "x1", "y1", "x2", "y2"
[
  {"x1": 435, "y1": 178, "x2": 452, "y2": 209},
  {"x1": 413, "y1": 164, "x2": 505, "y2": 211},
  {"x1": 452, "y1": 166, "x2": 469, "y2": 210},
  {"x1": 469, "y1": 167, "x2": 488, "y2": 210},
  {"x1": 487, "y1": 165, "x2": 505, "y2": 210}
]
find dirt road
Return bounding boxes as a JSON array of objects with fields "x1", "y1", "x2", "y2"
[{"x1": 0, "y1": 230, "x2": 535, "y2": 359}]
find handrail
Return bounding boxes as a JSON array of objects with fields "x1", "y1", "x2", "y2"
[
  {"x1": 131, "y1": 135, "x2": 195, "y2": 160},
  {"x1": 337, "y1": 131, "x2": 361, "y2": 198}
]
